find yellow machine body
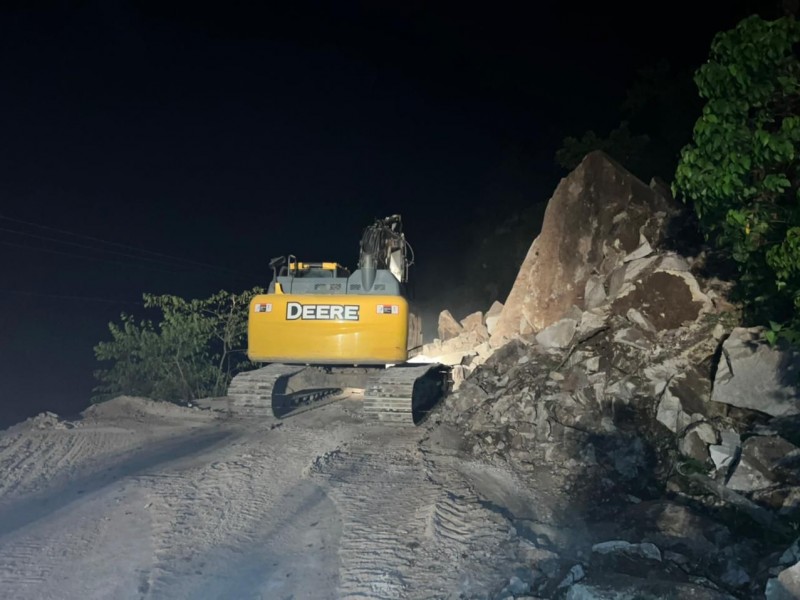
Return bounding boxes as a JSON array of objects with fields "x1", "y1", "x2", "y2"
[
  {"x1": 248, "y1": 292, "x2": 410, "y2": 365},
  {"x1": 233, "y1": 217, "x2": 445, "y2": 425}
]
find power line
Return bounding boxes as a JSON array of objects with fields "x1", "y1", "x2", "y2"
[
  {"x1": 0, "y1": 239, "x2": 197, "y2": 276},
  {"x1": 0, "y1": 213, "x2": 262, "y2": 279},
  {"x1": 0, "y1": 226, "x2": 214, "y2": 271},
  {"x1": 0, "y1": 289, "x2": 144, "y2": 305}
]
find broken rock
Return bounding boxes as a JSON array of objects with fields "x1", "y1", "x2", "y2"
[
  {"x1": 491, "y1": 151, "x2": 678, "y2": 342},
  {"x1": 437, "y1": 309, "x2": 464, "y2": 341},
  {"x1": 611, "y1": 270, "x2": 711, "y2": 331},
  {"x1": 727, "y1": 435, "x2": 800, "y2": 492},
  {"x1": 709, "y1": 429, "x2": 741, "y2": 473},
  {"x1": 584, "y1": 275, "x2": 607, "y2": 310},
  {"x1": 592, "y1": 540, "x2": 662, "y2": 561},
  {"x1": 566, "y1": 574, "x2": 736, "y2": 600},
  {"x1": 711, "y1": 327, "x2": 800, "y2": 417},
  {"x1": 626, "y1": 308, "x2": 656, "y2": 333},
  {"x1": 623, "y1": 236, "x2": 654, "y2": 263},
  {"x1": 577, "y1": 310, "x2": 608, "y2": 340},
  {"x1": 619, "y1": 501, "x2": 732, "y2": 560},
  {"x1": 658, "y1": 253, "x2": 691, "y2": 272},
  {"x1": 484, "y1": 301, "x2": 504, "y2": 336},
  {"x1": 460, "y1": 310, "x2": 485, "y2": 333},
  {"x1": 680, "y1": 430, "x2": 711, "y2": 464},
  {"x1": 536, "y1": 318, "x2": 577, "y2": 350},
  {"x1": 766, "y1": 560, "x2": 800, "y2": 600}
]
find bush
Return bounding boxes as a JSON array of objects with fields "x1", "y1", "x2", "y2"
[
  {"x1": 674, "y1": 15, "x2": 800, "y2": 341},
  {"x1": 93, "y1": 288, "x2": 263, "y2": 403}
]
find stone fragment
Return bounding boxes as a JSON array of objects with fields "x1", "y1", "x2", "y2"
[
  {"x1": 567, "y1": 574, "x2": 736, "y2": 599},
  {"x1": 591, "y1": 540, "x2": 662, "y2": 562},
  {"x1": 557, "y1": 564, "x2": 585, "y2": 590},
  {"x1": 606, "y1": 265, "x2": 627, "y2": 299},
  {"x1": 584, "y1": 275, "x2": 607, "y2": 310},
  {"x1": 727, "y1": 435, "x2": 800, "y2": 492},
  {"x1": 658, "y1": 253, "x2": 691, "y2": 272},
  {"x1": 584, "y1": 356, "x2": 600, "y2": 372},
  {"x1": 437, "y1": 309, "x2": 463, "y2": 341},
  {"x1": 711, "y1": 327, "x2": 800, "y2": 417},
  {"x1": 623, "y1": 236, "x2": 654, "y2": 263},
  {"x1": 460, "y1": 311, "x2": 484, "y2": 332},
  {"x1": 577, "y1": 310, "x2": 608, "y2": 340},
  {"x1": 484, "y1": 301, "x2": 504, "y2": 335},
  {"x1": 622, "y1": 255, "x2": 658, "y2": 282},
  {"x1": 710, "y1": 430, "x2": 741, "y2": 472},
  {"x1": 613, "y1": 327, "x2": 651, "y2": 351},
  {"x1": 766, "y1": 560, "x2": 800, "y2": 600},
  {"x1": 536, "y1": 318, "x2": 577, "y2": 350},
  {"x1": 680, "y1": 430, "x2": 710, "y2": 463},
  {"x1": 612, "y1": 271, "x2": 711, "y2": 330},
  {"x1": 626, "y1": 308, "x2": 656, "y2": 333}
]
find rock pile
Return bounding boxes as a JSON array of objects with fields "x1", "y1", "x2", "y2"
[
  {"x1": 491, "y1": 151, "x2": 680, "y2": 343},
  {"x1": 422, "y1": 152, "x2": 800, "y2": 599}
]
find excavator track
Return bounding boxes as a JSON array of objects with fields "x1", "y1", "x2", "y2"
[
  {"x1": 227, "y1": 364, "x2": 371, "y2": 419},
  {"x1": 363, "y1": 363, "x2": 450, "y2": 425},
  {"x1": 228, "y1": 362, "x2": 450, "y2": 424},
  {"x1": 227, "y1": 363, "x2": 309, "y2": 417}
]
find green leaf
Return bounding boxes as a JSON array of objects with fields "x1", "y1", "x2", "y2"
[{"x1": 673, "y1": 15, "x2": 800, "y2": 347}]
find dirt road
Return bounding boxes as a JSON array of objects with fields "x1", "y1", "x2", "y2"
[{"x1": 0, "y1": 397, "x2": 553, "y2": 599}]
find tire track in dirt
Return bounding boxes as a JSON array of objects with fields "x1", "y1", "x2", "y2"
[
  {"x1": 0, "y1": 428, "x2": 147, "y2": 500},
  {"x1": 0, "y1": 424, "x2": 231, "y2": 598},
  {"x1": 0, "y1": 400, "x2": 531, "y2": 599},
  {"x1": 309, "y1": 428, "x2": 512, "y2": 600},
  {"x1": 138, "y1": 422, "x2": 347, "y2": 599},
  {"x1": 0, "y1": 483, "x2": 153, "y2": 600}
]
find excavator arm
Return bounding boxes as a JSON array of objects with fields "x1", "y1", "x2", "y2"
[{"x1": 358, "y1": 214, "x2": 414, "y2": 290}]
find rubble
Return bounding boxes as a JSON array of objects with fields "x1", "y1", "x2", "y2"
[
  {"x1": 566, "y1": 574, "x2": 736, "y2": 599},
  {"x1": 420, "y1": 152, "x2": 800, "y2": 599},
  {"x1": 491, "y1": 151, "x2": 679, "y2": 344},
  {"x1": 27, "y1": 411, "x2": 75, "y2": 430}
]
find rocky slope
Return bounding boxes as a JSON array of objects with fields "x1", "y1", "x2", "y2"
[{"x1": 418, "y1": 151, "x2": 800, "y2": 599}]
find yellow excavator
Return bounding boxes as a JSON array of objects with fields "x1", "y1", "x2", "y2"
[{"x1": 227, "y1": 215, "x2": 450, "y2": 424}]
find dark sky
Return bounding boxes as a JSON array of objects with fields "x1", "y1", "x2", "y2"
[{"x1": 0, "y1": 0, "x2": 778, "y2": 425}]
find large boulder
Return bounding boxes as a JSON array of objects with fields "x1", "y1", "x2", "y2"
[
  {"x1": 711, "y1": 328, "x2": 800, "y2": 417},
  {"x1": 491, "y1": 151, "x2": 678, "y2": 345}
]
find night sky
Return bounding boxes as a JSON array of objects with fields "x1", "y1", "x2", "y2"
[{"x1": 0, "y1": 1, "x2": 777, "y2": 426}]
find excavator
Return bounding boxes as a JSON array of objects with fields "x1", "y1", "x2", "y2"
[{"x1": 226, "y1": 215, "x2": 450, "y2": 425}]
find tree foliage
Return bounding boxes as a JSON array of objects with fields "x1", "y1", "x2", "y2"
[
  {"x1": 555, "y1": 121, "x2": 650, "y2": 172},
  {"x1": 674, "y1": 15, "x2": 800, "y2": 339},
  {"x1": 555, "y1": 61, "x2": 701, "y2": 180},
  {"x1": 93, "y1": 288, "x2": 263, "y2": 403}
]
